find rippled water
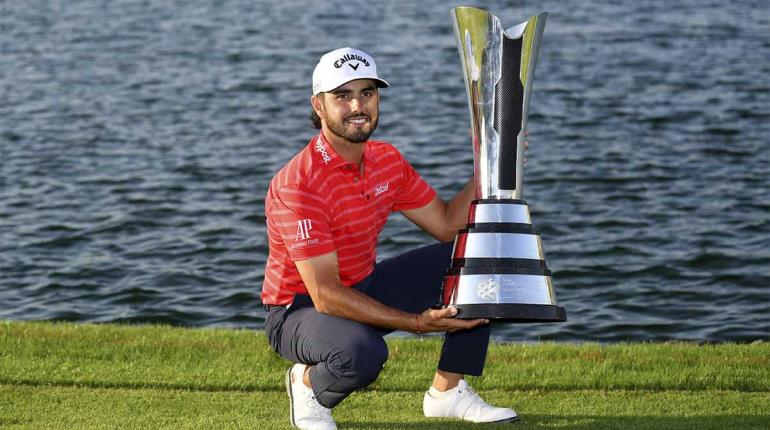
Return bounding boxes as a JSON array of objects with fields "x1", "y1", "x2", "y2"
[{"x1": 1, "y1": 0, "x2": 768, "y2": 341}]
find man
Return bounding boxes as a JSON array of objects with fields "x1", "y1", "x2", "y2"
[{"x1": 262, "y1": 47, "x2": 518, "y2": 430}]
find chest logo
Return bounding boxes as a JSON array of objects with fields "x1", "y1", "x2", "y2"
[{"x1": 374, "y1": 182, "x2": 389, "y2": 197}]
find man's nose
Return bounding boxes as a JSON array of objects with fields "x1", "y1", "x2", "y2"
[{"x1": 349, "y1": 97, "x2": 362, "y2": 112}]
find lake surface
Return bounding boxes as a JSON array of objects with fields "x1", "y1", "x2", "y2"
[{"x1": 1, "y1": 0, "x2": 768, "y2": 342}]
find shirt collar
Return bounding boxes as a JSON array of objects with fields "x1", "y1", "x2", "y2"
[{"x1": 312, "y1": 132, "x2": 373, "y2": 170}]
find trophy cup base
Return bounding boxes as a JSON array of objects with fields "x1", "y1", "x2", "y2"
[{"x1": 453, "y1": 303, "x2": 566, "y2": 323}]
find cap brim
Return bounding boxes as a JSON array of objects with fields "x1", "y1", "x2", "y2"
[{"x1": 315, "y1": 77, "x2": 390, "y2": 95}]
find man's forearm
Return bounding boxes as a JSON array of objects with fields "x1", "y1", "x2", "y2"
[
  {"x1": 444, "y1": 178, "x2": 476, "y2": 233},
  {"x1": 314, "y1": 283, "x2": 418, "y2": 332}
]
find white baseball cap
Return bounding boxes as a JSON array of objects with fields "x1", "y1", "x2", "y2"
[{"x1": 312, "y1": 47, "x2": 389, "y2": 96}]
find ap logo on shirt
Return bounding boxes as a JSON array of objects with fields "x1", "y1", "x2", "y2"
[{"x1": 296, "y1": 219, "x2": 313, "y2": 241}]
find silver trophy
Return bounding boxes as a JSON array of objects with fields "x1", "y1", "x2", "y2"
[{"x1": 441, "y1": 7, "x2": 566, "y2": 322}]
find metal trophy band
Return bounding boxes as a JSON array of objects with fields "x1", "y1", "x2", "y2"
[{"x1": 441, "y1": 7, "x2": 567, "y2": 322}]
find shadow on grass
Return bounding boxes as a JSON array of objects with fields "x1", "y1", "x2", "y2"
[{"x1": 338, "y1": 414, "x2": 770, "y2": 430}]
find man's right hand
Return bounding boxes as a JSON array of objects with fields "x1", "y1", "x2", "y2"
[{"x1": 417, "y1": 307, "x2": 489, "y2": 333}]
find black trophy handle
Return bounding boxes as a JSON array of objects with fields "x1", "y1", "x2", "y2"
[{"x1": 494, "y1": 35, "x2": 524, "y2": 191}]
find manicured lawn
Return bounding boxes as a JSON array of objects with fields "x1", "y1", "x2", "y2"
[{"x1": 1, "y1": 321, "x2": 768, "y2": 429}]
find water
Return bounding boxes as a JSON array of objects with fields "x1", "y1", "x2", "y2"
[{"x1": 1, "y1": 0, "x2": 768, "y2": 342}]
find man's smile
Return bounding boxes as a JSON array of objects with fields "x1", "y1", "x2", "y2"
[{"x1": 346, "y1": 115, "x2": 369, "y2": 125}]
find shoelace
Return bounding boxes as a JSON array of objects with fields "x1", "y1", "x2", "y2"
[
  {"x1": 458, "y1": 383, "x2": 479, "y2": 398},
  {"x1": 305, "y1": 395, "x2": 332, "y2": 419},
  {"x1": 455, "y1": 384, "x2": 487, "y2": 419}
]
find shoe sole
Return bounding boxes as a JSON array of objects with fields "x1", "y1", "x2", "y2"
[
  {"x1": 489, "y1": 415, "x2": 520, "y2": 424},
  {"x1": 429, "y1": 416, "x2": 520, "y2": 424},
  {"x1": 286, "y1": 366, "x2": 296, "y2": 428},
  {"x1": 426, "y1": 411, "x2": 520, "y2": 425}
]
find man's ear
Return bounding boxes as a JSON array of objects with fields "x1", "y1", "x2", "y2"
[{"x1": 311, "y1": 95, "x2": 325, "y2": 120}]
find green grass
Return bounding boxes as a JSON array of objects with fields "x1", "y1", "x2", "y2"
[{"x1": 1, "y1": 321, "x2": 768, "y2": 429}]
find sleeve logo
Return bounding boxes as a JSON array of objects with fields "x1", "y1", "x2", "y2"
[{"x1": 295, "y1": 219, "x2": 313, "y2": 241}]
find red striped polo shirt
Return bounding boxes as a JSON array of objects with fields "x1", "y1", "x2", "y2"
[{"x1": 261, "y1": 133, "x2": 436, "y2": 305}]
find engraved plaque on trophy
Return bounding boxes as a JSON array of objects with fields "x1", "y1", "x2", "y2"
[{"x1": 442, "y1": 7, "x2": 566, "y2": 322}]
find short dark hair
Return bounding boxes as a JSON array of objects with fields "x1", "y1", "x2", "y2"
[{"x1": 310, "y1": 93, "x2": 324, "y2": 129}]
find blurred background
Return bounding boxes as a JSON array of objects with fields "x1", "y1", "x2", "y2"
[{"x1": 1, "y1": 0, "x2": 768, "y2": 341}]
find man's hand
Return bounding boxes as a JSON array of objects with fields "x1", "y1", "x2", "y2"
[
  {"x1": 296, "y1": 252, "x2": 486, "y2": 334},
  {"x1": 416, "y1": 307, "x2": 489, "y2": 333}
]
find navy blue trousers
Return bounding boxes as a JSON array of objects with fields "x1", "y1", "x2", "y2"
[{"x1": 264, "y1": 242, "x2": 491, "y2": 408}]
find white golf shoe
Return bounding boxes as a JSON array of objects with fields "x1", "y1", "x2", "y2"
[
  {"x1": 423, "y1": 379, "x2": 519, "y2": 424},
  {"x1": 286, "y1": 364, "x2": 337, "y2": 430}
]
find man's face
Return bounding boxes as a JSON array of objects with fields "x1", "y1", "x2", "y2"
[{"x1": 314, "y1": 79, "x2": 379, "y2": 144}]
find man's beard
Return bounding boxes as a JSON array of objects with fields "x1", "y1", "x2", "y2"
[{"x1": 326, "y1": 114, "x2": 378, "y2": 144}]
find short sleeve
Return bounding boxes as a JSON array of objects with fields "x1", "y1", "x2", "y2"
[
  {"x1": 392, "y1": 156, "x2": 437, "y2": 211},
  {"x1": 268, "y1": 183, "x2": 337, "y2": 260}
]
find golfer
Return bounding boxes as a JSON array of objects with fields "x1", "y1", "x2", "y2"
[{"x1": 262, "y1": 47, "x2": 519, "y2": 429}]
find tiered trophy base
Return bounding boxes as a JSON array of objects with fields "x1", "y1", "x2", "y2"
[
  {"x1": 454, "y1": 303, "x2": 566, "y2": 323},
  {"x1": 441, "y1": 199, "x2": 567, "y2": 323}
]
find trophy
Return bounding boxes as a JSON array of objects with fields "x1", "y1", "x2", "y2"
[{"x1": 441, "y1": 7, "x2": 566, "y2": 322}]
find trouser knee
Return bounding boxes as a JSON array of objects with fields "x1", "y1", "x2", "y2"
[
  {"x1": 345, "y1": 340, "x2": 389, "y2": 388},
  {"x1": 327, "y1": 338, "x2": 388, "y2": 389},
  {"x1": 313, "y1": 338, "x2": 389, "y2": 409}
]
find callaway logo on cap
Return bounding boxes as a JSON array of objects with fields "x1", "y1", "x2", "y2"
[{"x1": 312, "y1": 47, "x2": 389, "y2": 95}]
